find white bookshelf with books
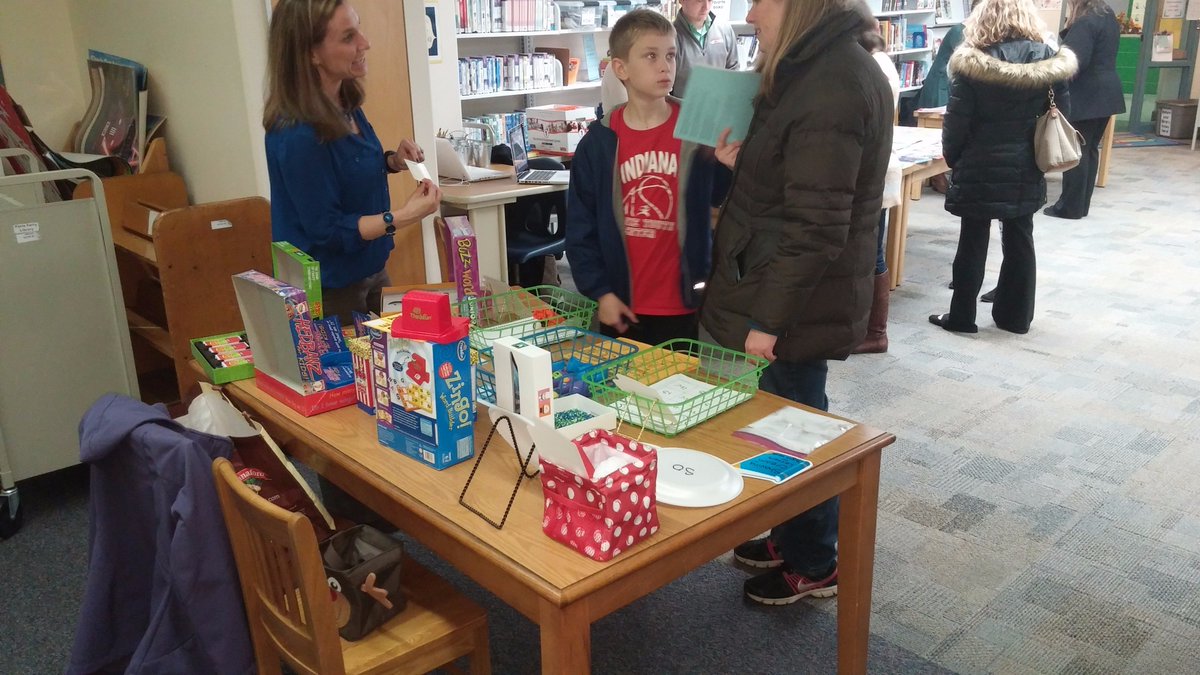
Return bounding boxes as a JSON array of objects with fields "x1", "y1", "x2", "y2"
[
  {"x1": 872, "y1": 0, "x2": 970, "y2": 94},
  {"x1": 445, "y1": 0, "x2": 678, "y2": 150}
]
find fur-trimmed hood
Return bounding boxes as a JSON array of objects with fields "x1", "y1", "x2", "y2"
[{"x1": 949, "y1": 43, "x2": 1078, "y2": 89}]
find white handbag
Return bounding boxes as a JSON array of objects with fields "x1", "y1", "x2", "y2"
[{"x1": 1034, "y1": 87, "x2": 1083, "y2": 173}]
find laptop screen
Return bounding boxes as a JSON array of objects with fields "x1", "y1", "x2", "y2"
[{"x1": 508, "y1": 124, "x2": 529, "y2": 174}]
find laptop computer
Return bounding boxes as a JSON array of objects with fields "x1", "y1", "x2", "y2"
[
  {"x1": 435, "y1": 136, "x2": 508, "y2": 183},
  {"x1": 509, "y1": 125, "x2": 570, "y2": 185}
]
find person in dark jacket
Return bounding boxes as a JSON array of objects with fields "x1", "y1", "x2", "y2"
[
  {"x1": 68, "y1": 394, "x2": 253, "y2": 675},
  {"x1": 1044, "y1": 0, "x2": 1125, "y2": 219},
  {"x1": 928, "y1": 0, "x2": 1077, "y2": 335},
  {"x1": 702, "y1": 0, "x2": 892, "y2": 605},
  {"x1": 915, "y1": 23, "x2": 965, "y2": 110}
]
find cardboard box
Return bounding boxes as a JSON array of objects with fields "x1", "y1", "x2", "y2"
[
  {"x1": 272, "y1": 241, "x2": 323, "y2": 319},
  {"x1": 436, "y1": 216, "x2": 483, "y2": 309},
  {"x1": 233, "y1": 270, "x2": 356, "y2": 416},
  {"x1": 190, "y1": 331, "x2": 255, "y2": 385},
  {"x1": 367, "y1": 291, "x2": 475, "y2": 470},
  {"x1": 348, "y1": 335, "x2": 376, "y2": 414},
  {"x1": 526, "y1": 104, "x2": 596, "y2": 154},
  {"x1": 492, "y1": 336, "x2": 554, "y2": 424}
]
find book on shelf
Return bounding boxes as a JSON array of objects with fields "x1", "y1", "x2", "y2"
[
  {"x1": 459, "y1": 51, "x2": 573, "y2": 96},
  {"x1": 457, "y1": 0, "x2": 559, "y2": 34},
  {"x1": 74, "y1": 50, "x2": 151, "y2": 171}
]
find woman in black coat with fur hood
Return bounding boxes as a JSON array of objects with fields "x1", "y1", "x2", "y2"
[{"x1": 929, "y1": 0, "x2": 1077, "y2": 335}]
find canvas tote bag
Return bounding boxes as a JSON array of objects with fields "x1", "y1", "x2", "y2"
[{"x1": 1034, "y1": 87, "x2": 1083, "y2": 173}]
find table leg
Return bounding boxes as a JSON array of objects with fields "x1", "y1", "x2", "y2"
[
  {"x1": 885, "y1": 202, "x2": 903, "y2": 291},
  {"x1": 837, "y1": 450, "x2": 882, "y2": 675},
  {"x1": 539, "y1": 597, "x2": 591, "y2": 675},
  {"x1": 1096, "y1": 116, "x2": 1114, "y2": 188},
  {"x1": 466, "y1": 204, "x2": 510, "y2": 284},
  {"x1": 895, "y1": 194, "x2": 910, "y2": 286}
]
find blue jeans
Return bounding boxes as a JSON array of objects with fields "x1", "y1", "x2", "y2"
[{"x1": 759, "y1": 359, "x2": 839, "y2": 578}]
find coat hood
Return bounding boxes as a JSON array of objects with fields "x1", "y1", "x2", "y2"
[
  {"x1": 78, "y1": 393, "x2": 229, "y2": 463},
  {"x1": 949, "y1": 43, "x2": 1077, "y2": 89},
  {"x1": 780, "y1": 6, "x2": 878, "y2": 69}
]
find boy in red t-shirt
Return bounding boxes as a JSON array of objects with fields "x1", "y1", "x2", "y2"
[{"x1": 566, "y1": 10, "x2": 728, "y2": 346}]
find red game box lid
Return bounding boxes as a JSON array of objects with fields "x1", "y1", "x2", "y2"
[{"x1": 391, "y1": 290, "x2": 469, "y2": 343}]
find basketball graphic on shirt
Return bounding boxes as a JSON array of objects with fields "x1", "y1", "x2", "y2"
[{"x1": 623, "y1": 175, "x2": 674, "y2": 220}]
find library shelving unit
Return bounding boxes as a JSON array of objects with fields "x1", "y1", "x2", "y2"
[
  {"x1": 873, "y1": 0, "x2": 969, "y2": 94},
  {"x1": 449, "y1": 1, "x2": 679, "y2": 130}
]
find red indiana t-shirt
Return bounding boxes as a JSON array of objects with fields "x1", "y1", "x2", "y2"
[{"x1": 612, "y1": 102, "x2": 688, "y2": 316}]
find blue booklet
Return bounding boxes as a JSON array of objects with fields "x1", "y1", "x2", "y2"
[{"x1": 734, "y1": 452, "x2": 813, "y2": 484}]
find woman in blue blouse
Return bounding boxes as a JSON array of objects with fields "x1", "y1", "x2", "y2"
[{"x1": 265, "y1": 0, "x2": 440, "y2": 320}]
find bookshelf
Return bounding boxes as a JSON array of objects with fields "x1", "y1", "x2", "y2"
[{"x1": 872, "y1": 0, "x2": 970, "y2": 95}]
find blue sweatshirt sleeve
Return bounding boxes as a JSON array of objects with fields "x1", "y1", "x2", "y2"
[
  {"x1": 271, "y1": 126, "x2": 369, "y2": 255},
  {"x1": 565, "y1": 132, "x2": 615, "y2": 300}
]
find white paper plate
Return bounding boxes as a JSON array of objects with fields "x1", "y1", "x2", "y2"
[{"x1": 654, "y1": 447, "x2": 744, "y2": 508}]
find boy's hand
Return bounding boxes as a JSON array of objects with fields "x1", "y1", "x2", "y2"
[
  {"x1": 745, "y1": 329, "x2": 777, "y2": 362},
  {"x1": 598, "y1": 293, "x2": 638, "y2": 334},
  {"x1": 715, "y1": 128, "x2": 742, "y2": 170}
]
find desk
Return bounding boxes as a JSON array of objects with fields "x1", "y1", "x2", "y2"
[
  {"x1": 440, "y1": 170, "x2": 568, "y2": 283},
  {"x1": 219, "y1": 377, "x2": 893, "y2": 674}
]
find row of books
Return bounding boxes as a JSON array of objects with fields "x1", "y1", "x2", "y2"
[
  {"x1": 458, "y1": 53, "x2": 564, "y2": 96},
  {"x1": 877, "y1": 0, "x2": 936, "y2": 11},
  {"x1": 457, "y1": 0, "x2": 558, "y2": 33},
  {"x1": 879, "y1": 18, "x2": 930, "y2": 51},
  {"x1": 897, "y1": 61, "x2": 926, "y2": 89},
  {"x1": 455, "y1": 0, "x2": 667, "y2": 35}
]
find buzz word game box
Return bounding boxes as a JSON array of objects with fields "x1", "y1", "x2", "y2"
[{"x1": 366, "y1": 291, "x2": 475, "y2": 470}]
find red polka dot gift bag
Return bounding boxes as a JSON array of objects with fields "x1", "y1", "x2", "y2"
[{"x1": 537, "y1": 429, "x2": 659, "y2": 561}]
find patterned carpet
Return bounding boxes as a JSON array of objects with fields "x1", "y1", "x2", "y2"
[
  {"x1": 815, "y1": 144, "x2": 1200, "y2": 673},
  {"x1": 1110, "y1": 132, "x2": 1191, "y2": 148}
]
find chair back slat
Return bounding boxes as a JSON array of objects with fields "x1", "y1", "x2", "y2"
[{"x1": 213, "y1": 458, "x2": 347, "y2": 675}]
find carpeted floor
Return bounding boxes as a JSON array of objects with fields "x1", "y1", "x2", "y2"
[
  {"x1": 2, "y1": 144, "x2": 1198, "y2": 674},
  {"x1": 1110, "y1": 132, "x2": 1191, "y2": 148}
]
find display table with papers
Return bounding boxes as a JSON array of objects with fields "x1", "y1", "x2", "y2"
[{"x1": 206, "y1": 357, "x2": 894, "y2": 674}]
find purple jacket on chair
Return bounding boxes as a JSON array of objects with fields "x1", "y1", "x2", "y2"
[{"x1": 67, "y1": 394, "x2": 253, "y2": 675}]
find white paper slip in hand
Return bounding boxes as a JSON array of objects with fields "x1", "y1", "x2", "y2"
[{"x1": 404, "y1": 159, "x2": 432, "y2": 182}]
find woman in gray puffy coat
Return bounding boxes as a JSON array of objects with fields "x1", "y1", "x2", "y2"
[{"x1": 929, "y1": 0, "x2": 1076, "y2": 335}]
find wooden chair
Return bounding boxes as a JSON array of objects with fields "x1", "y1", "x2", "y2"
[{"x1": 212, "y1": 458, "x2": 491, "y2": 675}]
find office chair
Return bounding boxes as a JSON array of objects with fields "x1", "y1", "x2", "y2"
[
  {"x1": 212, "y1": 457, "x2": 491, "y2": 675},
  {"x1": 492, "y1": 144, "x2": 568, "y2": 287}
]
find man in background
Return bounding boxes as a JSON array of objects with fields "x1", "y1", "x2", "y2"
[{"x1": 672, "y1": 0, "x2": 740, "y2": 97}]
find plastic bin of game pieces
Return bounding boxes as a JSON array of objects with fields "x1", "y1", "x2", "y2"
[
  {"x1": 452, "y1": 285, "x2": 597, "y2": 351},
  {"x1": 474, "y1": 326, "x2": 638, "y2": 404},
  {"x1": 582, "y1": 339, "x2": 768, "y2": 437}
]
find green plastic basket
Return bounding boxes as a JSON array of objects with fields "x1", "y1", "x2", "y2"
[
  {"x1": 452, "y1": 285, "x2": 597, "y2": 351},
  {"x1": 582, "y1": 339, "x2": 768, "y2": 437}
]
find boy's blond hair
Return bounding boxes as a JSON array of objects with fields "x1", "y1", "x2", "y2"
[{"x1": 609, "y1": 9, "x2": 674, "y2": 60}]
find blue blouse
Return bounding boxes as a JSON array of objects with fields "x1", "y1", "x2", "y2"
[{"x1": 266, "y1": 108, "x2": 393, "y2": 289}]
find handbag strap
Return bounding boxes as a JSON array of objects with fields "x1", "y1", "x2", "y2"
[{"x1": 1047, "y1": 87, "x2": 1058, "y2": 111}]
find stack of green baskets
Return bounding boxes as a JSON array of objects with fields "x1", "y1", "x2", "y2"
[
  {"x1": 452, "y1": 285, "x2": 597, "y2": 351},
  {"x1": 582, "y1": 339, "x2": 768, "y2": 437}
]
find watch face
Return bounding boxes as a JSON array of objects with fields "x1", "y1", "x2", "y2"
[{"x1": 383, "y1": 211, "x2": 394, "y2": 224}]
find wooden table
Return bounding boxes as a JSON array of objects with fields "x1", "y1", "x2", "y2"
[
  {"x1": 220, "y1": 378, "x2": 894, "y2": 674},
  {"x1": 439, "y1": 169, "x2": 568, "y2": 284}
]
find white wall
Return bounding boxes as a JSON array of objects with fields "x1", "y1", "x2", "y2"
[
  {"x1": 0, "y1": 0, "x2": 88, "y2": 149},
  {"x1": 64, "y1": 0, "x2": 269, "y2": 203}
]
